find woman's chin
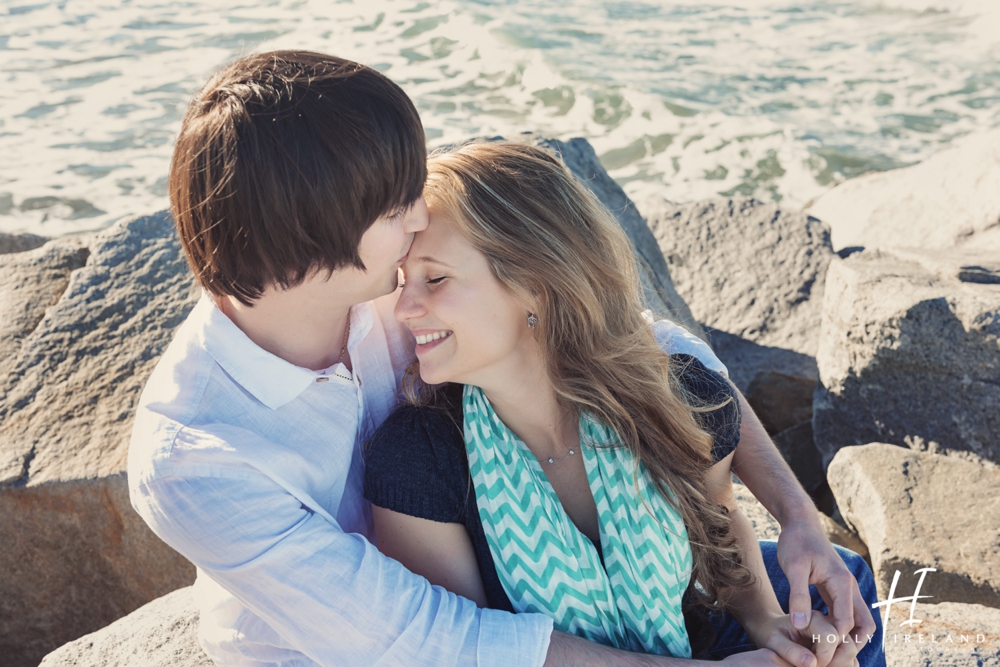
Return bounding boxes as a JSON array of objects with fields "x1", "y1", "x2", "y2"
[{"x1": 419, "y1": 367, "x2": 448, "y2": 387}]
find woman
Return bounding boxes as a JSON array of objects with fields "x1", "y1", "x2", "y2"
[{"x1": 363, "y1": 141, "x2": 869, "y2": 666}]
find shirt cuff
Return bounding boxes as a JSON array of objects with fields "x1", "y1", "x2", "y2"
[{"x1": 477, "y1": 608, "x2": 553, "y2": 667}]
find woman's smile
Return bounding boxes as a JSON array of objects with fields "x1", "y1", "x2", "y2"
[{"x1": 413, "y1": 329, "x2": 454, "y2": 351}]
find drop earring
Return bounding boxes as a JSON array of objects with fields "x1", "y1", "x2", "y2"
[{"x1": 527, "y1": 313, "x2": 538, "y2": 329}]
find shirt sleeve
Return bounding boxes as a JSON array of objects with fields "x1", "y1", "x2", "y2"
[
  {"x1": 642, "y1": 312, "x2": 729, "y2": 377},
  {"x1": 364, "y1": 405, "x2": 469, "y2": 524},
  {"x1": 671, "y1": 354, "x2": 742, "y2": 463},
  {"x1": 131, "y1": 426, "x2": 553, "y2": 667}
]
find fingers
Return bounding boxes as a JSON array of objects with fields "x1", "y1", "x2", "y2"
[
  {"x1": 785, "y1": 560, "x2": 814, "y2": 631},
  {"x1": 851, "y1": 583, "x2": 877, "y2": 643},
  {"x1": 804, "y1": 613, "x2": 837, "y2": 667},
  {"x1": 823, "y1": 572, "x2": 858, "y2": 641},
  {"x1": 805, "y1": 612, "x2": 860, "y2": 667},
  {"x1": 766, "y1": 632, "x2": 818, "y2": 667}
]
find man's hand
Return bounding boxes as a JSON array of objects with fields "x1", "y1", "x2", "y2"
[
  {"x1": 776, "y1": 521, "x2": 875, "y2": 665},
  {"x1": 730, "y1": 390, "x2": 875, "y2": 663},
  {"x1": 747, "y1": 610, "x2": 862, "y2": 667}
]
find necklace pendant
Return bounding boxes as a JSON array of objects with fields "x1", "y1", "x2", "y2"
[{"x1": 547, "y1": 457, "x2": 555, "y2": 464}]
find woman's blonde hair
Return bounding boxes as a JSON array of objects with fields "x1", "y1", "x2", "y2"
[{"x1": 407, "y1": 140, "x2": 753, "y2": 609}]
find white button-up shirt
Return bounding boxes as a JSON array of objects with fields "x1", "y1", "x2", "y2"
[{"x1": 128, "y1": 292, "x2": 554, "y2": 667}]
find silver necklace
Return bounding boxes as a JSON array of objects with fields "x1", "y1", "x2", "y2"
[
  {"x1": 542, "y1": 448, "x2": 576, "y2": 464},
  {"x1": 541, "y1": 414, "x2": 579, "y2": 464}
]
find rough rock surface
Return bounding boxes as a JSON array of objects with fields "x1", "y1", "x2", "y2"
[
  {"x1": 813, "y1": 248, "x2": 1000, "y2": 467},
  {"x1": 736, "y1": 482, "x2": 868, "y2": 559},
  {"x1": 704, "y1": 329, "x2": 818, "y2": 394},
  {"x1": 817, "y1": 513, "x2": 869, "y2": 562},
  {"x1": 495, "y1": 134, "x2": 704, "y2": 338},
  {"x1": 828, "y1": 444, "x2": 1000, "y2": 609},
  {"x1": 734, "y1": 481, "x2": 781, "y2": 541},
  {"x1": 772, "y1": 421, "x2": 825, "y2": 496},
  {"x1": 0, "y1": 231, "x2": 49, "y2": 255},
  {"x1": 0, "y1": 238, "x2": 89, "y2": 373},
  {"x1": 641, "y1": 197, "x2": 833, "y2": 494},
  {"x1": 883, "y1": 602, "x2": 1000, "y2": 667},
  {"x1": 746, "y1": 371, "x2": 816, "y2": 436},
  {"x1": 0, "y1": 211, "x2": 199, "y2": 667},
  {"x1": 643, "y1": 197, "x2": 835, "y2": 359},
  {"x1": 39, "y1": 587, "x2": 212, "y2": 667},
  {"x1": 807, "y1": 127, "x2": 1000, "y2": 253}
]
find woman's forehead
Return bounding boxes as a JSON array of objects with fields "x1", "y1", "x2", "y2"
[{"x1": 408, "y1": 211, "x2": 474, "y2": 266}]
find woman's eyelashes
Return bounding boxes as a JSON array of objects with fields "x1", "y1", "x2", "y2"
[{"x1": 426, "y1": 276, "x2": 447, "y2": 285}]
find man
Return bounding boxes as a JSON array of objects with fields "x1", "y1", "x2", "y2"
[{"x1": 129, "y1": 50, "x2": 876, "y2": 667}]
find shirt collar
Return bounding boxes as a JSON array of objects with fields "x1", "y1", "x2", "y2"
[{"x1": 195, "y1": 293, "x2": 375, "y2": 410}]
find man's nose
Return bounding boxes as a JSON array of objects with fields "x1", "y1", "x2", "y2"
[{"x1": 404, "y1": 196, "x2": 429, "y2": 233}]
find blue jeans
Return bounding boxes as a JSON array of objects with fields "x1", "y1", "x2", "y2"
[{"x1": 707, "y1": 541, "x2": 886, "y2": 666}]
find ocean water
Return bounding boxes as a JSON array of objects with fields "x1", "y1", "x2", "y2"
[{"x1": 1, "y1": 0, "x2": 999, "y2": 237}]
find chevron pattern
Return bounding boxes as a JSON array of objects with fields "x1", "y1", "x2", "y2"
[{"x1": 464, "y1": 385, "x2": 692, "y2": 658}]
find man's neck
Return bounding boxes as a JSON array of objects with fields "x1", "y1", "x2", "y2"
[{"x1": 218, "y1": 283, "x2": 357, "y2": 372}]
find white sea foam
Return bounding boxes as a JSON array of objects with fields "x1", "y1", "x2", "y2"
[{"x1": 1, "y1": 0, "x2": 998, "y2": 236}]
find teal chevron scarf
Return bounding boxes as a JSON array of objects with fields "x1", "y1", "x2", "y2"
[{"x1": 463, "y1": 384, "x2": 693, "y2": 657}]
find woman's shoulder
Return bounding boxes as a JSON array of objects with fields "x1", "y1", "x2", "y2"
[
  {"x1": 669, "y1": 353, "x2": 734, "y2": 402},
  {"x1": 669, "y1": 353, "x2": 742, "y2": 463},
  {"x1": 364, "y1": 384, "x2": 470, "y2": 523}
]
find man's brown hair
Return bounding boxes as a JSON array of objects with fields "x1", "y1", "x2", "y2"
[{"x1": 170, "y1": 50, "x2": 427, "y2": 304}]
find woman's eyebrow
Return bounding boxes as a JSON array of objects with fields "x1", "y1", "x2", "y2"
[{"x1": 415, "y1": 256, "x2": 454, "y2": 268}]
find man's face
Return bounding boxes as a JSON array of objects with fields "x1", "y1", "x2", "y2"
[{"x1": 344, "y1": 196, "x2": 429, "y2": 302}]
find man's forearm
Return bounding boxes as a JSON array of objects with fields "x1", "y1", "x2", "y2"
[
  {"x1": 730, "y1": 391, "x2": 819, "y2": 528},
  {"x1": 544, "y1": 631, "x2": 711, "y2": 667}
]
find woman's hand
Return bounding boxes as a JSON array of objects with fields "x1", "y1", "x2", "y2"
[{"x1": 745, "y1": 612, "x2": 861, "y2": 667}]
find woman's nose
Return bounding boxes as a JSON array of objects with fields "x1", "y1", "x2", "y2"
[{"x1": 394, "y1": 278, "x2": 425, "y2": 323}]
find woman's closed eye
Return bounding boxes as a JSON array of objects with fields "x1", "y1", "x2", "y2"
[{"x1": 427, "y1": 276, "x2": 447, "y2": 285}]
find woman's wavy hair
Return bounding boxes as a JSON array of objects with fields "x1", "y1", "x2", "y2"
[{"x1": 405, "y1": 139, "x2": 754, "y2": 610}]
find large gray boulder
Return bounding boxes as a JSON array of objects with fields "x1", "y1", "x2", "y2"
[
  {"x1": 488, "y1": 134, "x2": 704, "y2": 338},
  {"x1": 883, "y1": 601, "x2": 1000, "y2": 667},
  {"x1": 0, "y1": 231, "x2": 49, "y2": 256},
  {"x1": 0, "y1": 211, "x2": 199, "y2": 667},
  {"x1": 642, "y1": 197, "x2": 834, "y2": 495},
  {"x1": 828, "y1": 444, "x2": 1000, "y2": 609},
  {"x1": 807, "y1": 127, "x2": 1000, "y2": 253},
  {"x1": 642, "y1": 197, "x2": 835, "y2": 362},
  {"x1": 39, "y1": 587, "x2": 212, "y2": 667},
  {"x1": 0, "y1": 238, "x2": 89, "y2": 375},
  {"x1": 814, "y1": 247, "x2": 1000, "y2": 467}
]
